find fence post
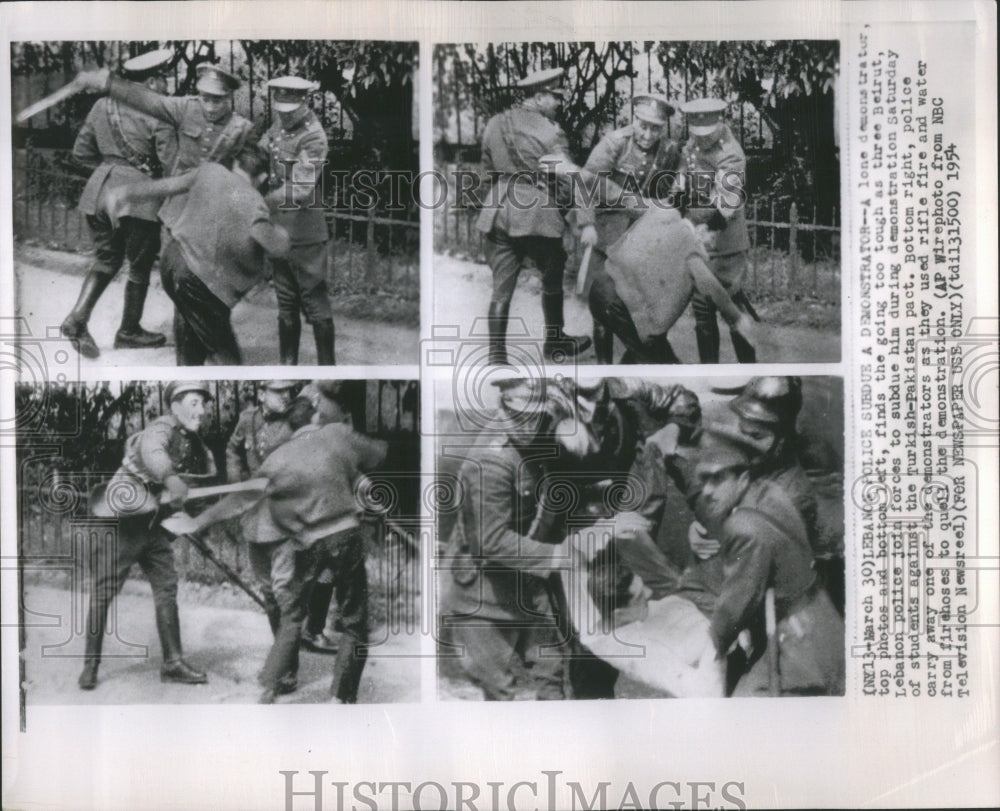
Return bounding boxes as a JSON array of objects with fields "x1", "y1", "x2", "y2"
[
  {"x1": 788, "y1": 202, "x2": 799, "y2": 298},
  {"x1": 366, "y1": 206, "x2": 377, "y2": 287}
]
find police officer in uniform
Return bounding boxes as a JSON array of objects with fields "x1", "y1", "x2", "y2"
[
  {"x1": 259, "y1": 76, "x2": 334, "y2": 365},
  {"x1": 78, "y1": 381, "x2": 217, "y2": 690},
  {"x1": 439, "y1": 376, "x2": 578, "y2": 700},
  {"x1": 226, "y1": 380, "x2": 297, "y2": 483},
  {"x1": 676, "y1": 98, "x2": 756, "y2": 363},
  {"x1": 583, "y1": 94, "x2": 683, "y2": 363},
  {"x1": 60, "y1": 49, "x2": 176, "y2": 359},
  {"x1": 476, "y1": 68, "x2": 598, "y2": 365}
]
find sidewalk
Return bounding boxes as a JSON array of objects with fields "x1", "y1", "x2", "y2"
[
  {"x1": 14, "y1": 245, "x2": 419, "y2": 367},
  {"x1": 432, "y1": 253, "x2": 841, "y2": 364},
  {"x1": 21, "y1": 583, "x2": 421, "y2": 705}
]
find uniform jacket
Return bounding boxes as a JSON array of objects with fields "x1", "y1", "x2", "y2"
[
  {"x1": 583, "y1": 125, "x2": 681, "y2": 248},
  {"x1": 73, "y1": 97, "x2": 174, "y2": 222},
  {"x1": 159, "y1": 163, "x2": 276, "y2": 308},
  {"x1": 110, "y1": 413, "x2": 217, "y2": 494},
  {"x1": 226, "y1": 406, "x2": 293, "y2": 482},
  {"x1": 255, "y1": 422, "x2": 387, "y2": 546},
  {"x1": 676, "y1": 124, "x2": 750, "y2": 255},
  {"x1": 259, "y1": 109, "x2": 329, "y2": 245},
  {"x1": 441, "y1": 432, "x2": 568, "y2": 623},
  {"x1": 108, "y1": 75, "x2": 253, "y2": 224},
  {"x1": 711, "y1": 478, "x2": 845, "y2": 695},
  {"x1": 476, "y1": 106, "x2": 594, "y2": 238}
]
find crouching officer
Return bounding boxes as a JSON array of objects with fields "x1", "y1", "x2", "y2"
[
  {"x1": 676, "y1": 98, "x2": 756, "y2": 364},
  {"x1": 260, "y1": 76, "x2": 334, "y2": 365},
  {"x1": 60, "y1": 49, "x2": 175, "y2": 359},
  {"x1": 79, "y1": 381, "x2": 217, "y2": 690}
]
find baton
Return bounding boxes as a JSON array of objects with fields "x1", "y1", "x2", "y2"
[
  {"x1": 575, "y1": 243, "x2": 594, "y2": 296},
  {"x1": 15, "y1": 79, "x2": 82, "y2": 124},
  {"x1": 178, "y1": 531, "x2": 270, "y2": 613},
  {"x1": 90, "y1": 478, "x2": 268, "y2": 518}
]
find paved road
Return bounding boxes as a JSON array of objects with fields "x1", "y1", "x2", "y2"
[
  {"x1": 21, "y1": 583, "x2": 421, "y2": 705},
  {"x1": 431, "y1": 254, "x2": 841, "y2": 365},
  {"x1": 14, "y1": 245, "x2": 419, "y2": 367}
]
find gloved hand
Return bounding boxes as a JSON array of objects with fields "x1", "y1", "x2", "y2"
[
  {"x1": 75, "y1": 69, "x2": 110, "y2": 93},
  {"x1": 162, "y1": 475, "x2": 188, "y2": 511}
]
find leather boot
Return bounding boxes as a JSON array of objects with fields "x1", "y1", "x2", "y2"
[
  {"x1": 278, "y1": 316, "x2": 301, "y2": 366},
  {"x1": 592, "y1": 322, "x2": 614, "y2": 365},
  {"x1": 61, "y1": 271, "x2": 112, "y2": 359},
  {"x1": 643, "y1": 333, "x2": 682, "y2": 364},
  {"x1": 78, "y1": 598, "x2": 110, "y2": 690},
  {"x1": 156, "y1": 604, "x2": 207, "y2": 684},
  {"x1": 541, "y1": 291, "x2": 591, "y2": 363},
  {"x1": 487, "y1": 300, "x2": 510, "y2": 366},
  {"x1": 731, "y1": 328, "x2": 757, "y2": 363},
  {"x1": 114, "y1": 282, "x2": 166, "y2": 349},
  {"x1": 312, "y1": 319, "x2": 336, "y2": 365},
  {"x1": 305, "y1": 580, "x2": 335, "y2": 638}
]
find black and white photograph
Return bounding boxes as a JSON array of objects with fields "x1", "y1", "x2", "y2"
[
  {"x1": 435, "y1": 374, "x2": 845, "y2": 699},
  {"x1": 11, "y1": 39, "x2": 419, "y2": 366},
  {"x1": 433, "y1": 41, "x2": 841, "y2": 365},
  {"x1": 15, "y1": 378, "x2": 421, "y2": 704}
]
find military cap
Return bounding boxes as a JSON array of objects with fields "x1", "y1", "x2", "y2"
[
  {"x1": 491, "y1": 374, "x2": 545, "y2": 416},
  {"x1": 164, "y1": 381, "x2": 213, "y2": 403},
  {"x1": 695, "y1": 426, "x2": 758, "y2": 474},
  {"x1": 196, "y1": 63, "x2": 240, "y2": 96},
  {"x1": 262, "y1": 380, "x2": 297, "y2": 392},
  {"x1": 517, "y1": 67, "x2": 568, "y2": 99},
  {"x1": 681, "y1": 97, "x2": 728, "y2": 136},
  {"x1": 730, "y1": 376, "x2": 803, "y2": 428},
  {"x1": 632, "y1": 93, "x2": 675, "y2": 126},
  {"x1": 122, "y1": 49, "x2": 173, "y2": 80},
  {"x1": 312, "y1": 380, "x2": 347, "y2": 402},
  {"x1": 267, "y1": 75, "x2": 319, "y2": 112}
]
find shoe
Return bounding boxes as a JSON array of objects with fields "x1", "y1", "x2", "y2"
[
  {"x1": 114, "y1": 326, "x2": 167, "y2": 349},
  {"x1": 543, "y1": 334, "x2": 592, "y2": 363},
  {"x1": 114, "y1": 282, "x2": 166, "y2": 348},
  {"x1": 276, "y1": 674, "x2": 299, "y2": 695},
  {"x1": 160, "y1": 659, "x2": 208, "y2": 684},
  {"x1": 259, "y1": 687, "x2": 278, "y2": 704},
  {"x1": 302, "y1": 630, "x2": 339, "y2": 654},
  {"x1": 78, "y1": 662, "x2": 99, "y2": 690}
]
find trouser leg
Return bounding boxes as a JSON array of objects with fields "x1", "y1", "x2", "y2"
[
  {"x1": 692, "y1": 292, "x2": 721, "y2": 363},
  {"x1": 295, "y1": 244, "x2": 336, "y2": 366},
  {"x1": 115, "y1": 217, "x2": 166, "y2": 349},
  {"x1": 257, "y1": 540, "x2": 310, "y2": 689},
  {"x1": 485, "y1": 230, "x2": 522, "y2": 366},
  {"x1": 248, "y1": 542, "x2": 282, "y2": 635},
  {"x1": 322, "y1": 530, "x2": 369, "y2": 703},
  {"x1": 160, "y1": 239, "x2": 240, "y2": 366},
  {"x1": 446, "y1": 619, "x2": 520, "y2": 701}
]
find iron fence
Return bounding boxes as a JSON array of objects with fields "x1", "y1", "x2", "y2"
[
  {"x1": 434, "y1": 168, "x2": 840, "y2": 304},
  {"x1": 12, "y1": 145, "x2": 419, "y2": 294},
  {"x1": 16, "y1": 380, "x2": 420, "y2": 598}
]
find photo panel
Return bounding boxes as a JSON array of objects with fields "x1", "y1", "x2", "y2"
[
  {"x1": 14, "y1": 377, "x2": 421, "y2": 705},
  {"x1": 431, "y1": 41, "x2": 841, "y2": 367},
  {"x1": 432, "y1": 372, "x2": 845, "y2": 700},
  {"x1": 10, "y1": 39, "x2": 419, "y2": 367}
]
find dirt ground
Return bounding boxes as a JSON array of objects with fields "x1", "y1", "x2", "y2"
[
  {"x1": 431, "y1": 253, "x2": 841, "y2": 364},
  {"x1": 20, "y1": 582, "x2": 421, "y2": 705},
  {"x1": 14, "y1": 245, "x2": 419, "y2": 367}
]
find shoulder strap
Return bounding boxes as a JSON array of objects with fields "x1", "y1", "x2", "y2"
[{"x1": 106, "y1": 100, "x2": 161, "y2": 176}]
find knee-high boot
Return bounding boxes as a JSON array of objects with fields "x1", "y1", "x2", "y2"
[
  {"x1": 541, "y1": 290, "x2": 591, "y2": 362},
  {"x1": 312, "y1": 319, "x2": 336, "y2": 365},
  {"x1": 114, "y1": 281, "x2": 166, "y2": 349},
  {"x1": 156, "y1": 603, "x2": 207, "y2": 684},
  {"x1": 488, "y1": 300, "x2": 510, "y2": 366},
  {"x1": 278, "y1": 316, "x2": 301, "y2": 366},
  {"x1": 61, "y1": 271, "x2": 113, "y2": 359}
]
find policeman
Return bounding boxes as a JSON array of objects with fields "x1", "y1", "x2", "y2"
[
  {"x1": 439, "y1": 376, "x2": 580, "y2": 700},
  {"x1": 78, "y1": 381, "x2": 217, "y2": 691},
  {"x1": 260, "y1": 76, "x2": 334, "y2": 365},
  {"x1": 60, "y1": 49, "x2": 175, "y2": 359},
  {"x1": 676, "y1": 98, "x2": 756, "y2": 363},
  {"x1": 692, "y1": 436, "x2": 844, "y2": 695},
  {"x1": 226, "y1": 380, "x2": 296, "y2": 482},
  {"x1": 583, "y1": 94, "x2": 683, "y2": 363},
  {"x1": 476, "y1": 68, "x2": 598, "y2": 365},
  {"x1": 75, "y1": 61, "x2": 253, "y2": 203}
]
